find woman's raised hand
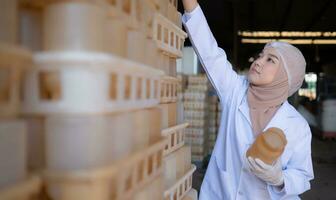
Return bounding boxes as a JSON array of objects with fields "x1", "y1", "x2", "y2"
[{"x1": 182, "y1": 0, "x2": 198, "y2": 12}]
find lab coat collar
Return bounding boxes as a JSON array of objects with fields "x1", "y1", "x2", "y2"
[
  {"x1": 238, "y1": 96, "x2": 291, "y2": 134},
  {"x1": 238, "y1": 96, "x2": 252, "y2": 127},
  {"x1": 264, "y1": 101, "x2": 291, "y2": 133}
]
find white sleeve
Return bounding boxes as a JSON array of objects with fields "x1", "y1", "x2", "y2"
[
  {"x1": 267, "y1": 123, "x2": 314, "y2": 199},
  {"x1": 182, "y1": 5, "x2": 244, "y2": 103},
  {"x1": 182, "y1": 4, "x2": 200, "y2": 22}
]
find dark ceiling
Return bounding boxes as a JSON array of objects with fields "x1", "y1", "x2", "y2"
[{"x1": 178, "y1": 0, "x2": 336, "y2": 72}]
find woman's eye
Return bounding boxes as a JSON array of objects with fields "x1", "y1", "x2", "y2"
[{"x1": 267, "y1": 57, "x2": 275, "y2": 63}]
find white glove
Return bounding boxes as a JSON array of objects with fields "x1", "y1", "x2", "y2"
[{"x1": 247, "y1": 157, "x2": 284, "y2": 186}]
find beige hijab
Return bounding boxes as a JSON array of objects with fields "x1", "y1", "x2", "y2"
[{"x1": 248, "y1": 42, "x2": 306, "y2": 136}]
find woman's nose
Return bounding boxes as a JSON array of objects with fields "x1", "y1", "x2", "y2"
[
  {"x1": 254, "y1": 60, "x2": 262, "y2": 72},
  {"x1": 255, "y1": 57, "x2": 264, "y2": 65}
]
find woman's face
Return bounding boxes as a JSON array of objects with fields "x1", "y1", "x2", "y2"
[{"x1": 248, "y1": 48, "x2": 281, "y2": 86}]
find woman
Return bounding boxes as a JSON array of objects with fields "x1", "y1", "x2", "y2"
[{"x1": 181, "y1": 1, "x2": 314, "y2": 199}]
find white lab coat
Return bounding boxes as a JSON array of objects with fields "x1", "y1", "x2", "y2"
[{"x1": 182, "y1": 5, "x2": 314, "y2": 200}]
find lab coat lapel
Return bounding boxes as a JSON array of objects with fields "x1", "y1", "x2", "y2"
[
  {"x1": 238, "y1": 96, "x2": 252, "y2": 127},
  {"x1": 238, "y1": 96, "x2": 255, "y2": 148},
  {"x1": 237, "y1": 97, "x2": 291, "y2": 152},
  {"x1": 264, "y1": 101, "x2": 290, "y2": 133},
  {"x1": 239, "y1": 98, "x2": 291, "y2": 136}
]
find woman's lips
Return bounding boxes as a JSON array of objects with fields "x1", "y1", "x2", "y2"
[{"x1": 250, "y1": 67, "x2": 260, "y2": 74}]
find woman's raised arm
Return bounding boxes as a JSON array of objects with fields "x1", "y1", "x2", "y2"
[{"x1": 181, "y1": 4, "x2": 243, "y2": 103}]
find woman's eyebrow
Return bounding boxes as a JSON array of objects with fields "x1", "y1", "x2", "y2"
[{"x1": 268, "y1": 53, "x2": 279, "y2": 61}]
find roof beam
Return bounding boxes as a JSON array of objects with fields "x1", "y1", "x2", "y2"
[
  {"x1": 279, "y1": 0, "x2": 293, "y2": 31},
  {"x1": 305, "y1": 0, "x2": 333, "y2": 30}
]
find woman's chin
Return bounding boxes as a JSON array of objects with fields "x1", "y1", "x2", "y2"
[
  {"x1": 248, "y1": 74, "x2": 256, "y2": 83},
  {"x1": 248, "y1": 75, "x2": 262, "y2": 86}
]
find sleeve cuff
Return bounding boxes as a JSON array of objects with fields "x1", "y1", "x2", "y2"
[
  {"x1": 271, "y1": 184, "x2": 285, "y2": 193},
  {"x1": 182, "y1": 4, "x2": 201, "y2": 22},
  {"x1": 267, "y1": 173, "x2": 288, "y2": 199},
  {"x1": 267, "y1": 184, "x2": 286, "y2": 200}
]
